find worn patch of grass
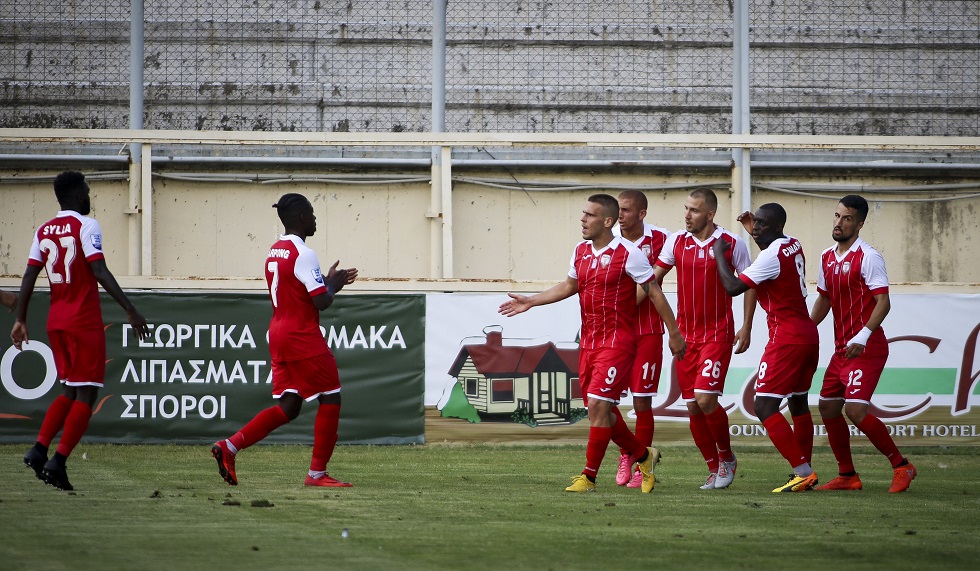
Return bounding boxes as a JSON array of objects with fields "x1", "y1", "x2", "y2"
[{"x1": 0, "y1": 443, "x2": 977, "y2": 570}]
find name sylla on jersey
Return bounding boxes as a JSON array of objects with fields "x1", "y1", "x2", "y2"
[{"x1": 42, "y1": 223, "x2": 72, "y2": 236}]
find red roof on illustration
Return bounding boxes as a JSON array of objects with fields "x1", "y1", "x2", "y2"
[{"x1": 448, "y1": 331, "x2": 578, "y2": 377}]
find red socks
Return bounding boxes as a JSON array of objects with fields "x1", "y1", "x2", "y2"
[
  {"x1": 792, "y1": 413, "x2": 815, "y2": 465},
  {"x1": 311, "y1": 404, "x2": 341, "y2": 472},
  {"x1": 690, "y1": 413, "x2": 720, "y2": 473},
  {"x1": 634, "y1": 408, "x2": 655, "y2": 449},
  {"x1": 55, "y1": 401, "x2": 92, "y2": 458},
  {"x1": 857, "y1": 415, "x2": 903, "y2": 467},
  {"x1": 37, "y1": 395, "x2": 73, "y2": 447},
  {"x1": 823, "y1": 414, "x2": 855, "y2": 474},
  {"x1": 229, "y1": 405, "x2": 291, "y2": 451},
  {"x1": 705, "y1": 407, "x2": 733, "y2": 461},
  {"x1": 763, "y1": 414, "x2": 807, "y2": 468},
  {"x1": 584, "y1": 426, "x2": 613, "y2": 478}
]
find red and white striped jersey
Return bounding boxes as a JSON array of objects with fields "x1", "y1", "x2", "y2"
[
  {"x1": 265, "y1": 234, "x2": 329, "y2": 361},
  {"x1": 817, "y1": 237, "x2": 889, "y2": 352},
  {"x1": 27, "y1": 210, "x2": 105, "y2": 331},
  {"x1": 656, "y1": 226, "x2": 750, "y2": 344},
  {"x1": 617, "y1": 223, "x2": 669, "y2": 335},
  {"x1": 569, "y1": 236, "x2": 655, "y2": 351},
  {"x1": 739, "y1": 236, "x2": 819, "y2": 345}
]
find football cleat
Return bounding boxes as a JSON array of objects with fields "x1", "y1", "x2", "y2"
[
  {"x1": 211, "y1": 441, "x2": 238, "y2": 486},
  {"x1": 815, "y1": 473, "x2": 863, "y2": 491},
  {"x1": 305, "y1": 474, "x2": 352, "y2": 487},
  {"x1": 636, "y1": 447, "x2": 661, "y2": 493},
  {"x1": 41, "y1": 458, "x2": 73, "y2": 491},
  {"x1": 772, "y1": 472, "x2": 818, "y2": 493},
  {"x1": 700, "y1": 473, "x2": 718, "y2": 490},
  {"x1": 615, "y1": 453, "x2": 633, "y2": 486},
  {"x1": 564, "y1": 474, "x2": 596, "y2": 493},
  {"x1": 23, "y1": 446, "x2": 47, "y2": 480},
  {"x1": 715, "y1": 456, "x2": 738, "y2": 489},
  {"x1": 889, "y1": 462, "x2": 917, "y2": 493},
  {"x1": 626, "y1": 469, "x2": 643, "y2": 488}
]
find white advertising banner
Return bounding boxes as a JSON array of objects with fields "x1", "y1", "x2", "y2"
[{"x1": 425, "y1": 292, "x2": 980, "y2": 444}]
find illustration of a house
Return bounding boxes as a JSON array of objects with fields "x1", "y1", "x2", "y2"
[{"x1": 447, "y1": 329, "x2": 583, "y2": 425}]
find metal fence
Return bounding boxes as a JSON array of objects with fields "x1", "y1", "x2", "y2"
[{"x1": 1, "y1": 0, "x2": 978, "y2": 136}]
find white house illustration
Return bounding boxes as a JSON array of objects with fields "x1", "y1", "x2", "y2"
[{"x1": 447, "y1": 329, "x2": 583, "y2": 425}]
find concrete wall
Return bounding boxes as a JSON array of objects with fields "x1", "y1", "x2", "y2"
[{"x1": 2, "y1": 166, "x2": 977, "y2": 289}]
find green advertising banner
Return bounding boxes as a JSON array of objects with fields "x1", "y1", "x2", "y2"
[{"x1": 0, "y1": 292, "x2": 425, "y2": 445}]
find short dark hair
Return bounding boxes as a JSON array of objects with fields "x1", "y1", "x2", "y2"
[
  {"x1": 839, "y1": 194, "x2": 869, "y2": 222},
  {"x1": 689, "y1": 187, "x2": 718, "y2": 212},
  {"x1": 617, "y1": 189, "x2": 648, "y2": 211},
  {"x1": 273, "y1": 193, "x2": 311, "y2": 225},
  {"x1": 758, "y1": 202, "x2": 787, "y2": 228},
  {"x1": 53, "y1": 171, "x2": 87, "y2": 205},
  {"x1": 588, "y1": 193, "x2": 620, "y2": 220}
]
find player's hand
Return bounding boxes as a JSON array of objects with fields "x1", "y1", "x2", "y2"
[
  {"x1": 127, "y1": 310, "x2": 150, "y2": 340},
  {"x1": 668, "y1": 330, "x2": 687, "y2": 360},
  {"x1": 736, "y1": 210, "x2": 755, "y2": 235},
  {"x1": 733, "y1": 326, "x2": 751, "y2": 354},
  {"x1": 712, "y1": 238, "x2": 731, "y2": 259},
  {"x1": 498, "y1": 293, "x2": 532, "y2": 317},
  {"x1": 845, "y1": 342, "x2": 866, "y2": 359},
  {"x1": 324, "y1": 260, "x2": 350, "y2": 292},
  {"x1": 343, "y1": 267, "x2": 359, "y2": 285},
  {"x1": 10, "y1": 320, "x2": 28, "y2": 351}
]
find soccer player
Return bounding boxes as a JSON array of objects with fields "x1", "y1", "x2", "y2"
[
  {"x1": 811, "y1": 195, "x2": 916, "y2": 492},
  {"x1": 211, "y1": 193, "x2": 357, "y2": 487},
  {"x1": 499, "y1": 194, "x2": 686, "y2": 493},
  {"x1": 653, "y1": 188, "x2": 755, "y2": 490},
  {"x1": 611, "y1": 190, "x2": 670, "y2": 488},
  {"x1": 11, "y1": 171, "x2": 150, "y2": 491},
  {"x1": 714, "y1": 203, "x2": 820, "y2": 493}
]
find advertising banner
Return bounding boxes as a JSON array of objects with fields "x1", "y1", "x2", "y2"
[
  {"x1": 425, "y1": 292, "x2": 980, "y2": 445},
  {"x1": 0, "y1": 292, "x2": 425, "y2": 444}
]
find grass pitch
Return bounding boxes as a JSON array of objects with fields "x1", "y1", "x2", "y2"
[{"x1": 1, "y1": 443, "x2": 978, "y2": 570}]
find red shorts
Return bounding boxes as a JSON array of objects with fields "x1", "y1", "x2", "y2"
[
  {"x1": 579, "y1": 346, "x2": 634, "y2": 403},
  {"x1": 753, "y1": 343, "x2": 819, "y2": 399},
  {"x1": 271, "y1": 351, "x2": 340, "y2": 401},
  {"x1": 48, "y1": 328, "x2": 106, "y2": 386},
  {"x1": 819, "y1": 348, "x2": 888, "y2": 404},
  {"x1": 675, "y1": 341, "x2": 733, "y2": 401},
  {"x1": 628, "y1": 334, "x2": 664, "y2": 397}
]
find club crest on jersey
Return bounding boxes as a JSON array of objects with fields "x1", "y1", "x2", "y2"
[
  {"x1": 707, "y1": 247, "x2": 715, "y2": 259},
  {"x1": 599, "y1": 254, "x2": 611, "y2": 268},
  {"x1": 641, "y1": 244, "x2": 651, "y2": 256},
  {"x1": 842, "y1": 261, "x2": 851, "y2": 274},
  {"x1": 312, "y1": 267, "x2": 324, "y2": 284},
  {"x1": 92, "y1": 233, "x2": 103, "y2": 250}
]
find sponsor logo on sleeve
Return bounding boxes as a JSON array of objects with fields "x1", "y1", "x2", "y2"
[
  {"x1": 92, "y1": 234, "x2": 103, "y2": 250},
  {"x1": 312, "y1": 267, "x2": 324, "y2": 284}
]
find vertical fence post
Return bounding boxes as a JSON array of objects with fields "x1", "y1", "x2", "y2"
[
  {"x1": 128, "y1": 0, "x2": 145, "y2": 276},
  {"x1": 731, "y1": 0, "x2": 752, "y2": 236},
  {"x1": 430, "y1": 0, "x2": 452, "y2": 277},
  {"x1": 140, "y1": 143, "x2": 153, "y2": 276}
]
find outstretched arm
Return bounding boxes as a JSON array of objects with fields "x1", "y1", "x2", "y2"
[
  {"x1": 712, "y1": 240, "x2": 750, "y2": 297},
  {"x1": 499, "y1": 277, "x2": 578, "y2": 317},
  {"x1": 640, "y1": 280, "x2": 687, "y2": 360},
  {"x1": 90, "y1": 259, "x2": 150, "y2": 340}
]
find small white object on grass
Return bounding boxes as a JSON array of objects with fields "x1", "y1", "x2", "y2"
[{"x1": 341, "y1": 528, "x2": 349, "y2": 539}]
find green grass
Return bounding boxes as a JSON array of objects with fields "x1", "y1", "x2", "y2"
[{"x1": 1, "y1": 443, "x2": 978, "y2": 570}]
